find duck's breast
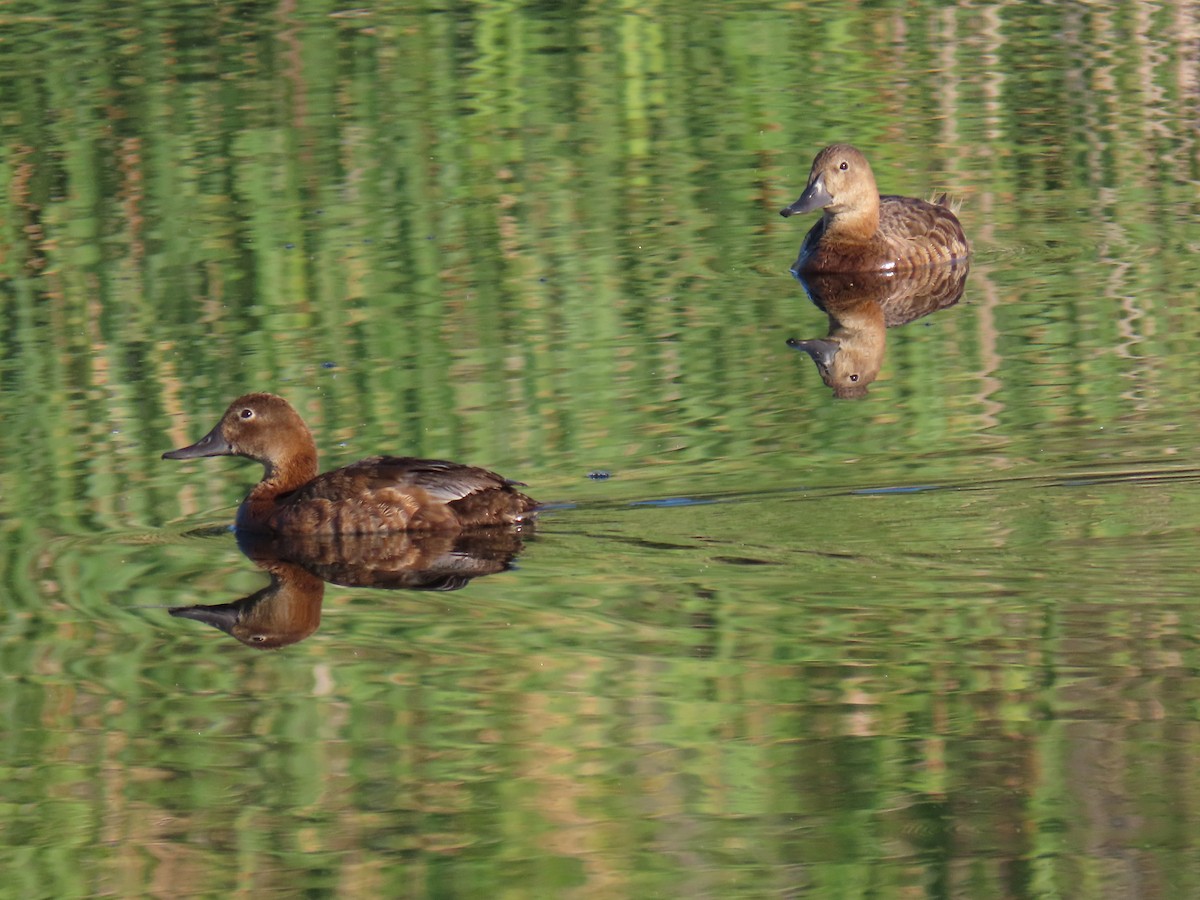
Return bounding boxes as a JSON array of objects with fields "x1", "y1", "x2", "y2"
[{"x1": 793, "y1": 217, "x2": 896, "y2": 274}]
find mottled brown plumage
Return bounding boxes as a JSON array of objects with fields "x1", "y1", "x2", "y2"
[
  {"x1": 780, "y1": 144, "x2": 969, "y2": 274},
  {"x1": 163, "y1": 393, "x2": 538, "y2": 534}
]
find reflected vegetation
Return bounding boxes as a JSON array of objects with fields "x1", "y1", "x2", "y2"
[
  {"x1": 171, "y1": 527, "x2": 527, "y2": 648},
  {"x1": 1, "y1": 0, "x2": 1200, "y2": 895},
  {"x1": 788, "y1": 262, "x2": 970, "y2": 398}
]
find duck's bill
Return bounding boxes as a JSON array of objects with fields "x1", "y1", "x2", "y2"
[
  {"x1": 780, "y1": 179, "x2": 833, "y2": 217},
  {"x1": 170, "y1": 604, "x2": 240, "y2": 633},
  {"x1": 162, "y1": 425, "x2": 234, "y2": 460},
  {"x1": 786, "y1": 337, "x2": 840, "y2": 368}
]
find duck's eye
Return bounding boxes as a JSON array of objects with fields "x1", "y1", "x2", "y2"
[
  {"x1": 240, "y1": 408, "x2": 255, "y2": 420},
  {"x1": 849, "y1": 374, "x2": 859, "y2": 382},
  {"x1": 839, "y1": 161, "x2": 848, "y2": 171}
]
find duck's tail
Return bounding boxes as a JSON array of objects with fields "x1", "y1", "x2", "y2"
[{"x1": 930, "y1": 192, "x2": 964, "y2": 213}]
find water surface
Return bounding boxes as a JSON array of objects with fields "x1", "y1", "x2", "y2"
[{"x1": 2, "y1": 2, "x2": 1200, "y2": 897}]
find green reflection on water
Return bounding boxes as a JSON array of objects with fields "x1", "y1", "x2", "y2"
[{"x1": 2, "y1": 0, "x2": 1200, "y2": 896}]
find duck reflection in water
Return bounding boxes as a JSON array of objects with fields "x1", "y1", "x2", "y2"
[
  {"x1": 787, "y1": 262, "x2": 969, "y2": 399},
  {"x1": 170, "y1": 527, "x2": 527, "y2": 649}
]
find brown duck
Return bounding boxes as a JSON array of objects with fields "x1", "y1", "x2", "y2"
[
  {"x1": 163, "y1": 393, "x2": 537, "y2": 534},
  {"x1": 780, "y1": 144, "x2": 969, "y2": 274}
]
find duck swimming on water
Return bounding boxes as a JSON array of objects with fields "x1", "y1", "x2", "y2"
[
  {"x1": 780, "y1": 143, "x2": 970, "y2": 274},
  {"x1": 163, "y1": 393, "x2": 537, "y2": 534}
]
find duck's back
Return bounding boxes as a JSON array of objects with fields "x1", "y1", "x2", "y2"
[
  {"x1": 797, "y1": 195, "x2": 969, "y2": 274},
  {"x1": 876, "y1": 195, "x2": 969, "y2": 267},
  {"x1": 268, "y1": 456, "x2": 537, "y2": 533}
]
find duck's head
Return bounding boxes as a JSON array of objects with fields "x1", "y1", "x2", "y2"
[
  {"x1": 163, "y1": 392, "x2": 316, "y2": 471},
  {"x1": 780, "y1": 144, "x2": 879, "y2": 218}
]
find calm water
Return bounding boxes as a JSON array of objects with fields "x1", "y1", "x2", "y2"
[{"x1": 3, "y1": 2, "x2": 1200, "y2": 897}]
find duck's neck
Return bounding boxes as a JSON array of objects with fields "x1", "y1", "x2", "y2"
[
  {"x1": 825, "y1": 200, "x2": 880, "y2": 242},
  {"x1": 239, "y1": 444, "x2": 320, "y2": 529}
]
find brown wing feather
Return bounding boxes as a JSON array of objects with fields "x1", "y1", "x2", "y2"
[
  {"x1": 876, "y1": 196, "x2": 970, "y2": 266},
  {"x1": 274, "y1": 456, "x2": 536, "y2": 532},
  {"x1": 286, "y1": 457, "x2": 509, "y2": 503}
]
